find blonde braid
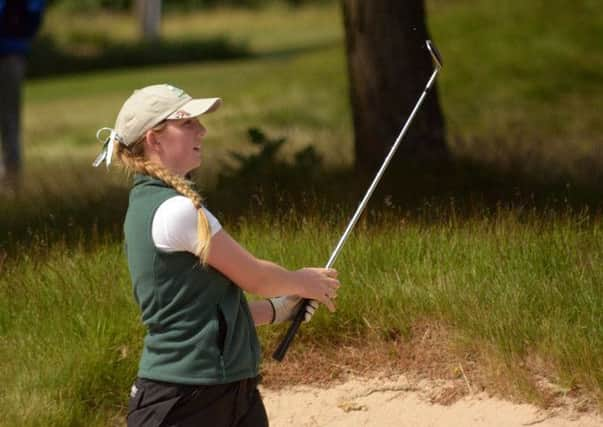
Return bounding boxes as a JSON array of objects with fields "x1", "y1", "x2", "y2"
[{"x1": 115, "y1": 135, "x2": 212, "y2": 264}]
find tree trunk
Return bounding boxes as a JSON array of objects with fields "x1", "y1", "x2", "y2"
[
  {"x1": 136, "y1": 0, "x2": 162, "y2": 42},
  {"x1": 341, "y1": 0, "x2": 448, "y2": 175}
]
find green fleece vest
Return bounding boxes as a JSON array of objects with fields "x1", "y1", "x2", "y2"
[{"x1": 124, "y1": 174, "x2": 260, "y2": 385}]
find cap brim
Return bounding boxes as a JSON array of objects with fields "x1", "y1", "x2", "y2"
[{"x1": 166, "y1": 97, "x2": 222, "y2": 120}]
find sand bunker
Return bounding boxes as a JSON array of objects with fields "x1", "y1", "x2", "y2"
[{"x1": 261, "y1": 375, "x2": 601, "y2": 427}]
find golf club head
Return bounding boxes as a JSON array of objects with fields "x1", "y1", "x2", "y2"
[{"x1": 426, "y1": 40, "x2": 443, "y2": 69}]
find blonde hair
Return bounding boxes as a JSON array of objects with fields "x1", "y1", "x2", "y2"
[{"x1": 115, "y1": 123, "x2": 211, "y2": 264}]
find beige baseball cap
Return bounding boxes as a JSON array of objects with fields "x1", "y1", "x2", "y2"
[{"x1": 93, "y1": 84, "x2": 221, "y2": 167}]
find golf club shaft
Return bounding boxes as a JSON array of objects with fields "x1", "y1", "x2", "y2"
[
  {"x1": 272, "y1": 67, "x2": 441, "y2": 363},
  {"x1": 325, "y1": 67, "x2": 439, "y2": 269}
]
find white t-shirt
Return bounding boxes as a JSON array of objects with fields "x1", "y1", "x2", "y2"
[{"x1": 152, "y1": 195, "x2": 222, "y2": 254}]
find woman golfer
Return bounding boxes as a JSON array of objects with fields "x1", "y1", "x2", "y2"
[{"x1": 94, "y1": 84, "x2": 340, "y2": 426}]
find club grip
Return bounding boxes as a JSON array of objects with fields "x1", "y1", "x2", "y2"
[{"x1": 272, "y1": 298, "x2": 309, "y2": 361}]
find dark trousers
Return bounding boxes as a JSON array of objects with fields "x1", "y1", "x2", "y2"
[
  {"x1": 127, "y1": 376, "x2": 269, "y2": 427},
  {"x1": 0, "y1": 54, "x2": 25, "y2": 189}
]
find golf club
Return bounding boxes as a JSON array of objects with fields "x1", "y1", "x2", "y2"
[{"x1": 272, "y1": 40, "x2": 444, "y2": 362}]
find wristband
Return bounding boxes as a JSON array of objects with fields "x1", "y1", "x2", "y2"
[{"x1": 267, "y1": 298, "x2": 276, "y2": 324}]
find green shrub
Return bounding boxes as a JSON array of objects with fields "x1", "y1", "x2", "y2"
[
  {"x1": 28, "y1": 34, "x2": 250, "y2": 78},
  {"x1": 48, "y1": 0, "x2": 336, "y2": 12},
  {"x1": 216, "y1": 127, "x2": 323, "y2": 196}
]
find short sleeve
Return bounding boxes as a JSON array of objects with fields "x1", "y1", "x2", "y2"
[{"x1": 152, "y1": 196, "x2": 222, "y2": 254}]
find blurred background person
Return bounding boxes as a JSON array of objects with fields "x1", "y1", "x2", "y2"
[{"x1": 0, "y1": 0, "x2": 45, "y2": 193}]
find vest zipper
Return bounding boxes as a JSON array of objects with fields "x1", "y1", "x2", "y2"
[
  {"x1": 217, "y1": 304, "x2": 227, "y2": 380},
  {"x1": 219, "y1": 355, "x2": 226, "y2": 380}
]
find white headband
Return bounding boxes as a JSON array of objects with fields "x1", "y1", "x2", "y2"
[{"x1": 92, "y1": 127, "x2": 124, "y2": 168}]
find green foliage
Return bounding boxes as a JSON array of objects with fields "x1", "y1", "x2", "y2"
[
  {"x1": 48, "y1": 0, "x2": 129, "y2": 11},
  {"x1": 216, "y1": 127, "x2": 323, "y2": 194},
  {"x1": 28, "y1": 34, "x2": 250, "y2": 78},
  {"x1": 48, "y1": 0, "x2": 335, "y2": 12}
]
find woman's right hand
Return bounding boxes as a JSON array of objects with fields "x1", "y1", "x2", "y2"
[{"x1": 292, "y1": 267, "x2": 340, "y2": 312}]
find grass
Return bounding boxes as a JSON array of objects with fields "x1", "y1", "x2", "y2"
[
  {"x1": 426, "y1": 0, "x2": 603, "y2": 177},
  {"x1": 0, "y1": 240, "x2": 141, "y2": 426},
  {"x1": 20, "y1": 0, "x2": 603, "y2": 186},
  {"x1": 1, "y1": 0, "x2": 602, "y2": 424},
  {"x1": 40, "y1": 3, "x2": 342, "y2": 57},
  {"x1": 1, "y1": 210, "x2": 601, "y2": 424},
  {"x1": 20, "y1": 1, "x2": 603, "y2": 167}
]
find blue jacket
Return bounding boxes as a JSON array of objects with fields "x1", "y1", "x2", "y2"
[{"x1": 0, "y1": 0, "x2": 45, "y2": 55}]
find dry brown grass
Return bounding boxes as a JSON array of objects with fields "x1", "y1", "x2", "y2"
[{"x1": 261, "y1": 320, "x2": 601, "y2": 412}]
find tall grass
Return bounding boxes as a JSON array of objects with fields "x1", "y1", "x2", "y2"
[
  {"x1": 1, "y1": 209, "x2": 601, "y2": 424},
  {"x1": 0, "y1": 239, "x2": 141, "y2": 426}
]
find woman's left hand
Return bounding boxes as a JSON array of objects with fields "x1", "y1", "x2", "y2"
[{"x1": 269, "y1": 296, "x2": 318, "y2": 324}]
